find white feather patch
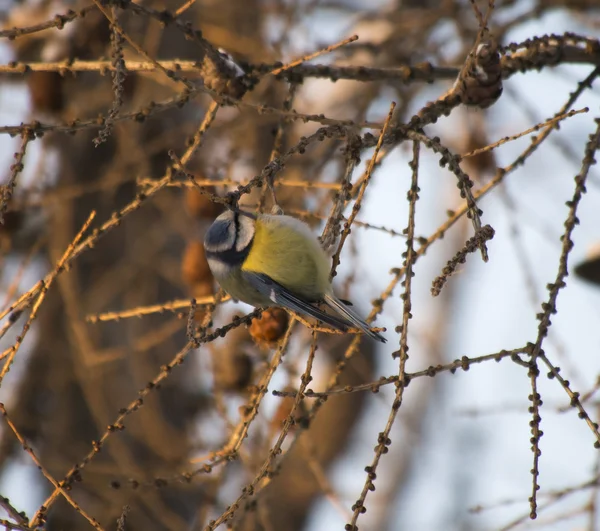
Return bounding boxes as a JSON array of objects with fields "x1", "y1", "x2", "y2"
[{"x1": 235, "y1": 214, "x2": 256, "y2": 252}]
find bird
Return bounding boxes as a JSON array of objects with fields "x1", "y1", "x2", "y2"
[{"x1": 203, "y1": 209, "x2": 386, "y2": 343}]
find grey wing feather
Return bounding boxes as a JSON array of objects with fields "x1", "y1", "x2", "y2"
[
  {"x1": 324, "y1": 294, "x2": 387, "y2": 343},
  {"x1": 243, "y1": 271, "x2": 350, "y2": 332}
]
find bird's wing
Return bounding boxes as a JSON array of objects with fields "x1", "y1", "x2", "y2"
[{"x1": 242, "y1": 271, "x2": 350, "y2": 332}]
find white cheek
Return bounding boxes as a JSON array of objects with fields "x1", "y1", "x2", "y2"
[
  {"x1": 207, "y1": 258, "x2": 231, "y2": 280},
  {"x1": 236, "y1": 216, "x2": 256, "y2": 252}
]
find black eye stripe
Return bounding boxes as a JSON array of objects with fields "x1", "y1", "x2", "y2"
[
  {"x1": 205, "y1": 239, "x2": 251, "y2": 265},
  {"x1": 233, "y1": 212, "x2": 240, "y2": 242}
]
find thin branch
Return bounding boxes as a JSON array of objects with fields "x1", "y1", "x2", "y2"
[
  {"x1": 270, "y1": 35, "x2": 358, "y2": 75},
  {"x1": 273, "y1": 347, "x2": 529, "y2": 398},
  {"x1": 431, "y1": 225, "x2": 495, "y2": 296},
  {"x1": 0, "y1": 212, "x2": 96, "y2": 385},
  {"x1": 330, "y1": 102, "x2": 396, "y2": 275},
  {"x1": 348, "y1": 138, "x2": 419, "y2": 529},
  {"x1": 0, "y1": 496, "x2": 27, "y2": 527},
  {"x1": 0, "y1": 6, "x2": 96, "y2": 39},
  {"x1": 0, "y1": 131, "x2": 32, "y2": 223},
  {"x1": 204, "y1": 328, "x2": 316, "y2": 530},
  {"x1": 31, "y1": 308, "x2": 261, "y2": 527},
  {"x1": 0, "y1": 404, "x2": 104, "y2": 530}
]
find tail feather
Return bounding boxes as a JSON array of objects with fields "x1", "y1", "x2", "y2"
[{"x1": 323, "y1": 294, "x2": 386, "y2": 343}]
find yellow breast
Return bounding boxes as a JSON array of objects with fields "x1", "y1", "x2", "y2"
[{"x1": 242, "y1": 216, "x2": 330, "y2": 301}]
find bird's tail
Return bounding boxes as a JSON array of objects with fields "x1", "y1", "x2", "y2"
[{"x1": 323, "y1": 294, "x2": 386, "y2": 343}]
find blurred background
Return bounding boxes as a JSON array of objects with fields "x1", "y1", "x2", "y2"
[{"x1": 1, "y1": 0, "x2": 600, "y2": 530}]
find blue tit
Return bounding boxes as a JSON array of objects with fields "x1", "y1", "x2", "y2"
[{"x1": 204, "y1": 210, "x2": 386, "y2": 343}]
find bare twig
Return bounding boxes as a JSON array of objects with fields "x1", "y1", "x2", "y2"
[
  {"x1": 0, "y1": 212, "x2": 96, "y2": 385},
  {"x1": 0, "y1": 403, "x2": 104, "y2": 530},
  {"x1": 0, "y1": 131, "x2": 32, "y2": 223},
  {"x1": 348, "y1": 138, "x2": 419, "y2": 529},
  {"x1": 330, "y1": 102, "x2": 396, "y2": 275},
  {"x1": 270, "y1": 35, "x2": 358, "y2": 76}
]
